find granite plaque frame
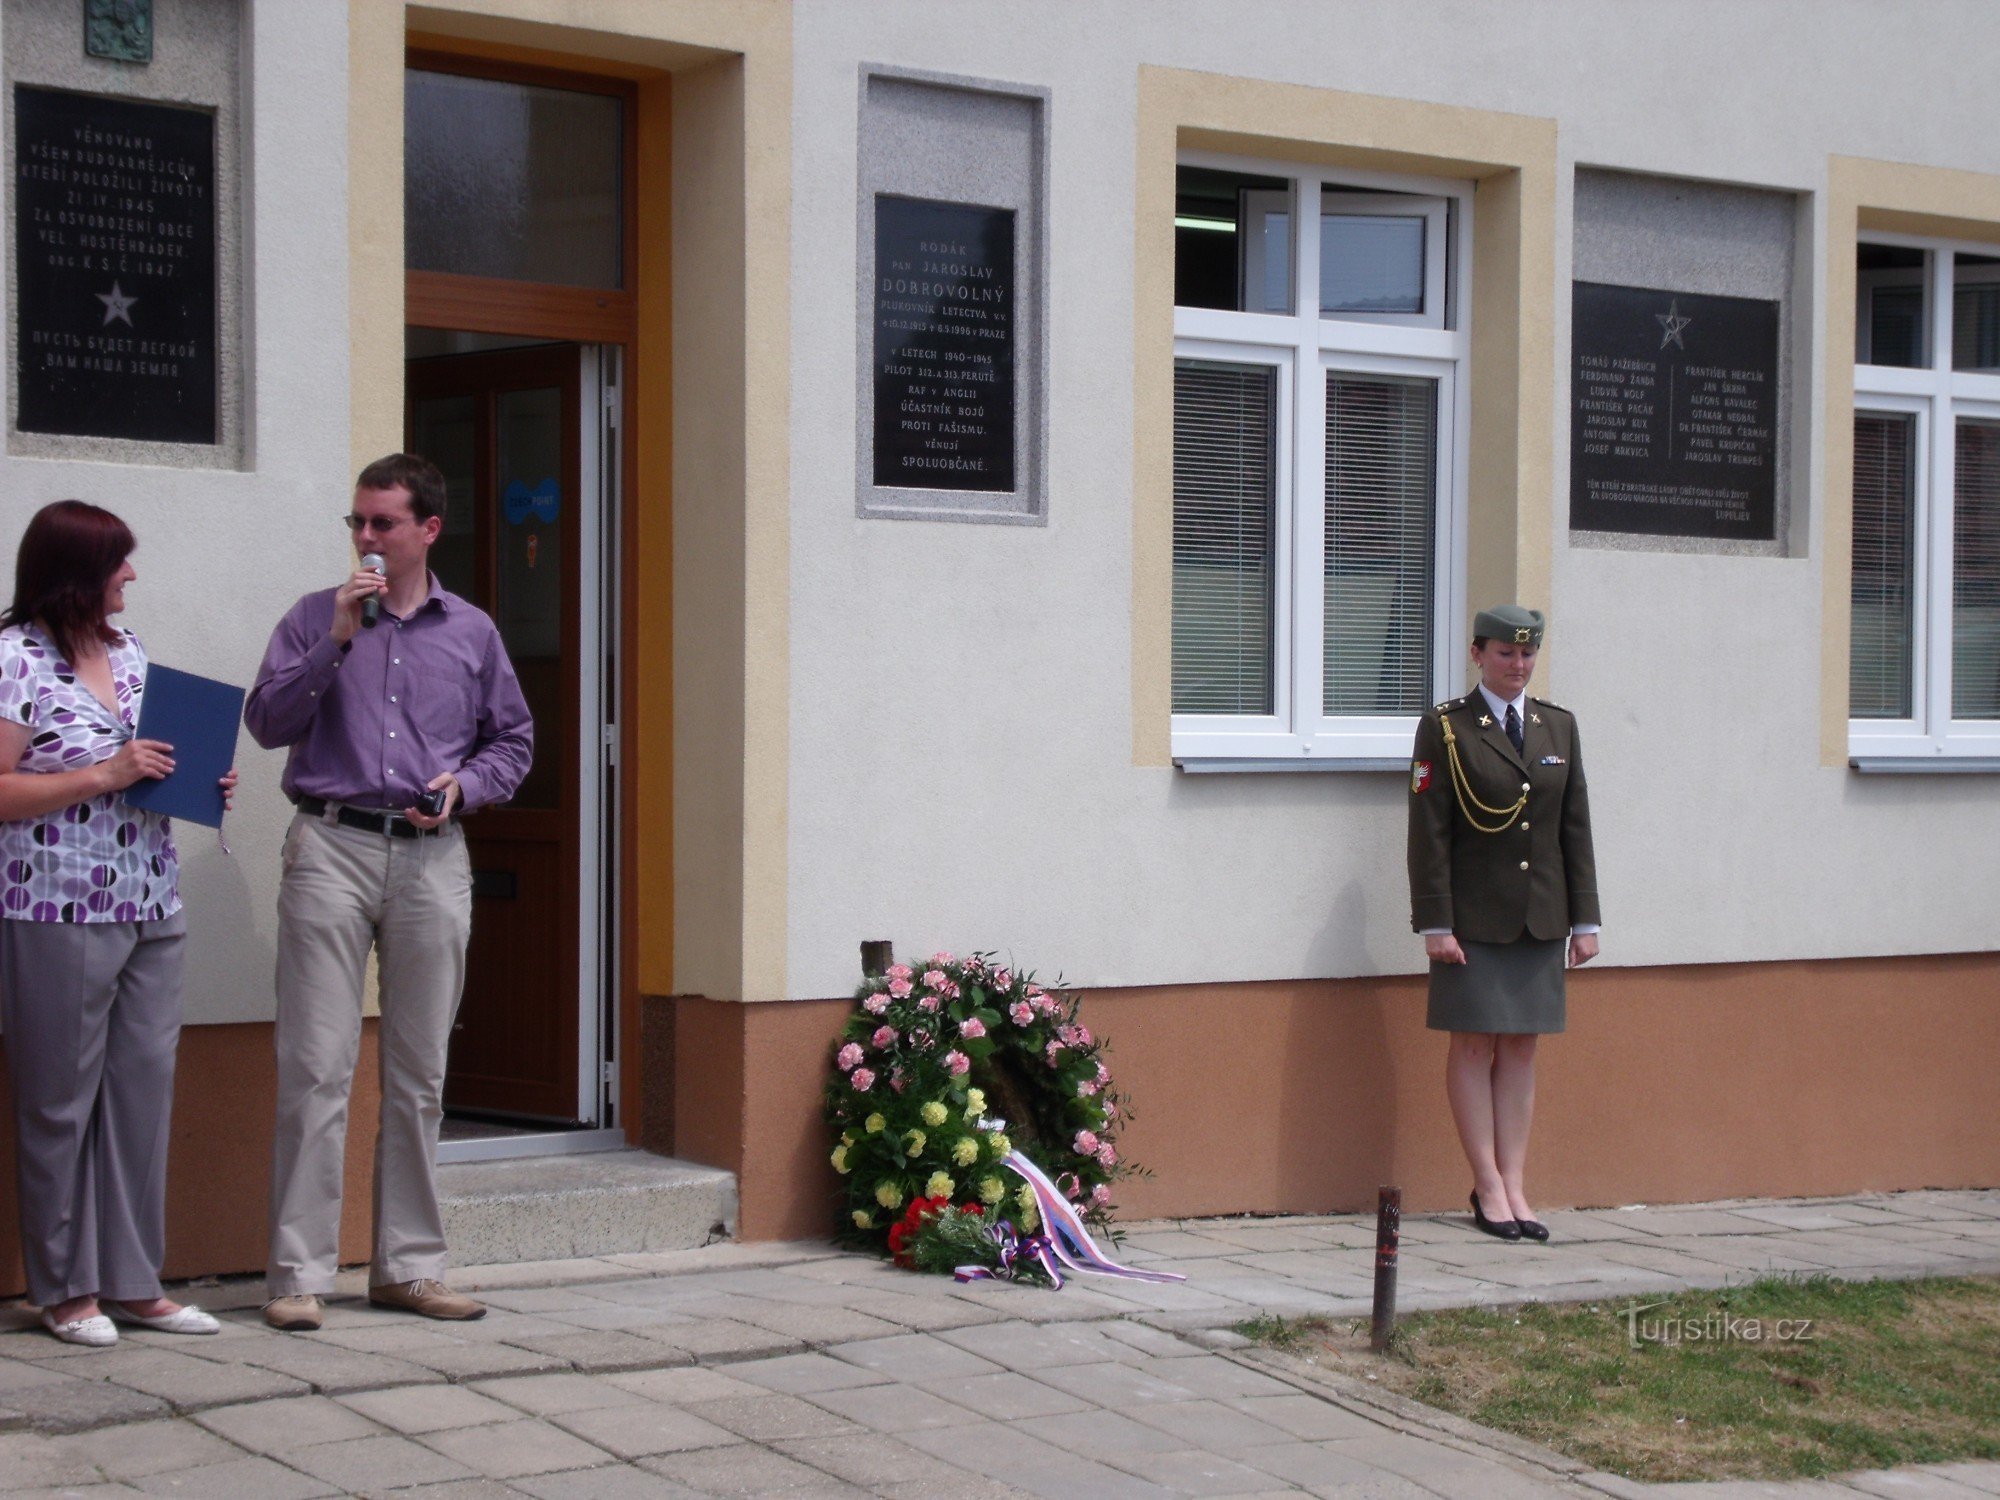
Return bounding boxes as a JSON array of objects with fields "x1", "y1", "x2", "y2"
[
  {"x1": 857, "y1": 66, "x2": 1047, "y2": 523},
  {"x1": 13, "y1": 85, "x2": 216, "y2": 444},
  {"x1": 871, "y1": 194, "x2": 1016, "y2": 493},
  {"x1": 1570, "y1": 280, "x2": 1779, "y2": 542}
]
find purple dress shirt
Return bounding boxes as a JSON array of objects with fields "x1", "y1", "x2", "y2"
[{"x1": 245, "y1": 575, "x2": 533, "y2": 812}]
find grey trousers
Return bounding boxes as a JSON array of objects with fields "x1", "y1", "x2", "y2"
[
  {"x1": 0, "y1": 912, "x2": 187, "y2": 1308},
  {"x1": 266, "y1": 812, "x2": 471, "y2": 1298}
]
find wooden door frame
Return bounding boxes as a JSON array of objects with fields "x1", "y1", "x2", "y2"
[{"x1": 405, "y1": 47, "x2": 645, "y2": 1141}]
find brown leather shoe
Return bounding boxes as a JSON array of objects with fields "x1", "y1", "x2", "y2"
[
  {"x1": 263, "y1": 1294, "x2": 323, "y2": 1332},
  {"x1": 367, "y1": 1278, "x2": 485, "y2": 1321}
]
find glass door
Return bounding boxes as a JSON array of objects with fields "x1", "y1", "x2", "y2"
[{"x1": 409, "y1": 343, "x2": 585, "y2": 1123}]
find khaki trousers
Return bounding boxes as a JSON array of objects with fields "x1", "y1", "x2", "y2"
[
  {"x1": 0, "y1": 912, "x2": 186, "y2": 1307},
  {"x1": 266, "y1": 811, "x2": 471, "y2": 1297}
]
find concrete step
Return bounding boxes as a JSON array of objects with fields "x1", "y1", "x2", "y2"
[{"x1": 437, "y1": 1149, "x2": 737, "y2": 1266}]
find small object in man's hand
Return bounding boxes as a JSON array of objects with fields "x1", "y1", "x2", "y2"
[{"x1": 414, "y1": 786, "x2": 450, "y2": 818}]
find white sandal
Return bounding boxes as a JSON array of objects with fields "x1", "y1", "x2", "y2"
[
  {"x1": 40, "y1": 1308, "x2": 117, "y2": 1347},
  {"x1": 103, "y1": 1301, "x2": 221, "y2": 1335}
]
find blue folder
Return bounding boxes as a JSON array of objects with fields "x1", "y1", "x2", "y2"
[{"x1": 121, "y1": 664, "x2": 245, "y2": 828}]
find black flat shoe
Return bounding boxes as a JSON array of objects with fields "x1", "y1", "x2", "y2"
[
  {"x1": 1517, "y1": 1218, "x2": 1550, "y2": 1242},
  {"x1": 1470, "y1": 1190, "x2": 1522, "y2": 1241}
]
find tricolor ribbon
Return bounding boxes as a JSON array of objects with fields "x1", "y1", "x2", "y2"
[{"x1": 952, "y1": 1150, "x2": 1186, "y2": 1288}]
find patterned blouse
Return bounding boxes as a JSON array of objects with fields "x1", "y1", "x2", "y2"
[{"x1": 0, "y1": 622, "x2": 179, "y2": 923}]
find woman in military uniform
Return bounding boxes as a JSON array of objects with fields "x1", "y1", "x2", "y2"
[{"x1": 1407, "y1": 605, "x2": 1598, "y2": 1243}]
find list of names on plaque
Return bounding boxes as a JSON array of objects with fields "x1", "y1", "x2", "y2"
[
  {"x1": 14, "y1": 86, "x2": 218, "y2": 445},
  {"x1": 872, "y1": 194, "x2": 1016, "y2": 493},
  {"x1": 1571, "y1": 281, "x2": 1779, "y2": 541}
]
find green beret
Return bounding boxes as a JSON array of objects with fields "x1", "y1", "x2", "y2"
[{"x1": 1473, "y1": 604, "x2": 1545, "y2": 646}]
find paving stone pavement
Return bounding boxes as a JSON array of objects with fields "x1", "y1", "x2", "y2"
[{"x1": 0, "y1": 1188, "x2": 1995, "y2": 1497}]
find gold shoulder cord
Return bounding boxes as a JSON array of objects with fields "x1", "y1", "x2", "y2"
[{"x1": 1439, "y1": 714, "x2": 1528, "y2": 834}]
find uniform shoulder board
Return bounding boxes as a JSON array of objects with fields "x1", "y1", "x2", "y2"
[
  {"x1": 1531, "y1": 696, "x2": 1568, "y2": 713},
  {"x1": 1433, "y1": 697, "x2": 1460, "y2": 711}
]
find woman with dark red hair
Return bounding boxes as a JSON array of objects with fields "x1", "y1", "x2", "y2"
[{"x1": 0, "y1": 500, "x2": 233, "y2": 1346}]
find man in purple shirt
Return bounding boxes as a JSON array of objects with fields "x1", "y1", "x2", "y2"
[{"x1": 245, "y1": 453, "x2": 531, "y2": 1332}]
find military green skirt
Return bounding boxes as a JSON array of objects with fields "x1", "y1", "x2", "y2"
[{"x1": 1426, "y1": 937, "x2": 1566, "y2": 1034}]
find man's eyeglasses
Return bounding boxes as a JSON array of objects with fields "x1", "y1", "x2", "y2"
[{"x1": 342, "y1": 514, "x2": 406, "y2": 535}]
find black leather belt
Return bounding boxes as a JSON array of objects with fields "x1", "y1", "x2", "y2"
[{"x1": 294, "y1": 796, "x2": 445, "y2": 840}]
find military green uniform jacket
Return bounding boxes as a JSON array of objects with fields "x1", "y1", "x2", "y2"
[{"x1": 1407, "y1": 693, "x2": 1599, "y2": 942}]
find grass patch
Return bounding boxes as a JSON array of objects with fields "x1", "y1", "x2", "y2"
[{"x1": 1241, "y1": 1274, "x2": 2000, "y2": 1482}]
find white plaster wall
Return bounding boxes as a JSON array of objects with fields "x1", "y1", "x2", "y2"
[
  {"x1": 785, "y1": 0, "x2": 2000, "y2": 997},
  {"x1": 0, "y1": 1, "x2": 352, "y2": 1023}
]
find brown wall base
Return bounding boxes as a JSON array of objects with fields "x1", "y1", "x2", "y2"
[
  {"x1": 670, "y1": 953, "x2": 2000, "y2": 1242},
  {"x1": 0, "y1": 1021, "x2": 384, "y2": 1301}
]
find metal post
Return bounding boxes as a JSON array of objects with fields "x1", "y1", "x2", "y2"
[
  {"x1": 860, "y1": 940, "x2": 894, "y2": 978},
  {"x1": 1370, "y1": 1186, "x2": 1401, "y2": 1352}
]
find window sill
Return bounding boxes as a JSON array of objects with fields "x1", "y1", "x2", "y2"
[
  {"x1": 1848, "y1": 757, "x2": 2000, "y2": 774},
  {"x1": 1174, "y1": 757, "x2": 1408, "y2": 774}
]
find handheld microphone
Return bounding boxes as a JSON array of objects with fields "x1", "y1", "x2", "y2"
[{"x1": 360, "y1": 553, "x2": 385, "y2": 629}]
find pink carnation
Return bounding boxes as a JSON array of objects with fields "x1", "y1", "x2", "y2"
[
  {"x1": 886, "y1": 963, "x2": 914, "y2": 980},
  {"x1": 909, "y1": 1029, "x2": 932, "y2": 1049},
  {"x1": 1033, "y1": 993, "x2": 1059, "y2": 1016},
  {"x1": 944, "y1": 1050, "x2": 971, "y2": 1076},
  {"x1": 890, "y1": 1068, "x2": 907, "y2": 1093},
  {"x1": 887, "y1": 977, "x2": 913, "y2": 999},
  {"x1": 918, "y1": 994, "x2": 941, "y2": 1012},
  {"x1": 1095, "y1": 1061, "x2": 1110, "y2": 1084},
  {"x1": 1104, "y1": 1099, "x2": 1118, "y2": 1119},
  {"x1": 872, "y1": 1025, "x2": 897, "y2": 1049},
  {"x1": 1074, "y1": 1129, "x2": 1099, "y2": 1155},
  {"x1": 837, "y1": 1042, "x2": 864, "y2": 1072},
  {"x1": 850, "y1": 1067, "x2": 875, "y2": 1092},
  {"x1": 1097, "y1": 1143, "x2": 1117, "y2": 1168},
  {"x1": 993, "y1": 969, "x2": 1013, "y2": 988},
  {"x1": 1091, "y1": 1183, "x2": 1112, "y2": 1206},
  {"x1": 959, "y1": 1018, "x2": 987, "y2": 1039},
  {"x1": 922, "y1": 969, "x2": 948, "y2": 990},
  {"x1": 863, "y1": 992, "x2": 891, "y2": 1016},
  {"x1": 1045, "y1": 1041, "x2": 1065, "y2": 1066},
  {"x1": 1077, "y1": 1079, "x2": 1098, "y2": 1097},
  {"x1": 1009, "y1": 1002, "x2": 1034, "y2": 1026},
  {"x1": 930, "y1": 951, "x2": 955, "y2": 965}
]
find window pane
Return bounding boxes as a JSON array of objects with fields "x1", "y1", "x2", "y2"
[
  {"x1": 1953, "y1": 417, "x2": 2000, "y2": 720},
  {"x1": 1856, "y1": 244, "x2": 1926, "y2": 367},
  {"x1": 1173, "y1": 362, "x2": 1276, "y2": 714},
  {"x1": 1321, "y1": 207, "x2": 1425, "y2": 316},
  {"x1": 1953, "y1": 253, "x2": 2000, "y2": 374},
  {"x1": 406, "y1": 71, "x2": 622, "y2": 288},
  {"x1": 1174, "y1": 166, "x2": 1291, "y2": 313},
  {"x1": 1324, "y1": 373, "x2": 1436, "y2": 715},
  {"x1": 1851, "y1": 411, "x2": 1917, "y2": 719}
]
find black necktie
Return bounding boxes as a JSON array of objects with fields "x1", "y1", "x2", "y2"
[{"x1": 1505, "y1": 703, "x2": 1524, "y2": 753}]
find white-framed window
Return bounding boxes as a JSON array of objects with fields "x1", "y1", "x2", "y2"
[
  {"x1": 1851, "y1": 235, "x2": 2000, "y2": 764},
  {"x1": 1171, "y1": 153, "x2": 1471, "y2": 766}
]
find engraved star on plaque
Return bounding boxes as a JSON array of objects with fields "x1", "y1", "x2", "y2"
[
  {"x1": 96, "y1": 282, "x2": 138, "y2": 327},
  {"x1": 1656, "y1": 298, "x2": 1691, "y2": 351}
]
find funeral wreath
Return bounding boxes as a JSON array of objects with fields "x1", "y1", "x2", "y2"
[{"x1": 824, "y1": 952, "x2": 1133, "y2": 1259}]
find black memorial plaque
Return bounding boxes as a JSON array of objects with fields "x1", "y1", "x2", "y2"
[
  {"x1": 872, "y1": 194, "x2": 1015, "y2": 492},
  {"x1": 1571, "y1": 281, "x2": 1778, "y2": 540},
  {"x1": 14, "y1": 86, "x2": 217, "y2": 444}
]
